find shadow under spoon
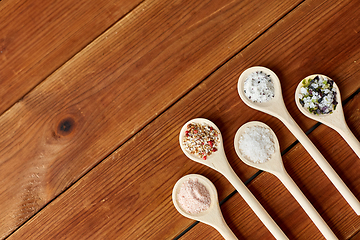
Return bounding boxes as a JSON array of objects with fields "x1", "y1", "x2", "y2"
[
  {"x1": 295, "y1": 74, "x2": 360, "y2": 159},
  {"x1": 179, "y1": 118, "x2": 288, "y2": 240},
  {"x1": 172, "y1": 174, "x2": 237, "y2": 240},
  {"x1": 234, "y1": 121, "x2": 338, "y2": 239},
  {"x1": 237, "y1": 66, "x2": 360, "y2": 215}
]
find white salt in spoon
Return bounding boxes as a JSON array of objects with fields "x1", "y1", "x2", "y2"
[
  {"x1": 238, "y1": 66, "x2": 360, "y2": 215},
  {"x1": 172, "y1": 174, "x2": 237, "y2": 240},
  {"x1": 234, "y1": 121, "x2": 338, "y2": 239},
  {"x1": 179, "y1": 118, "x2": 288, "y2": 240},
  {"x1": 295, "y1": 74, "x2": 360, "y2": 159}
]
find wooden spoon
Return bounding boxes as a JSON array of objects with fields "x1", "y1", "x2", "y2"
[
  {"x1": 172, "y1": 174, "x2": 237, "y2": 240},
  {"x1": 179, "y1": 118, "x2": 288, "y2": 240},
  {"x1": 237, "y1": 66, "x2": 360, "y2": 215},
  {"x1": 295, "y1": 74, "x2": 360, "y2": 158},
  {"x1": 234, "y1": 121, "x2": 338, "y2": 239}
]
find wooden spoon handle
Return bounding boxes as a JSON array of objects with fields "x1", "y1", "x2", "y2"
[
  {"x1": 278, "y1": 110, "x2": 360, "y2": 215},
  {"x1": 216, "y1": 160, "x2": 289, "y2": 240},
  {"x1": 202, "y1": 199, "x2": 238, "y2": 240},
  {"x1": 277, "y1": 171, "x2": 338, "y2": 239},
  {"x1": 337, "y1": 123, "x2": 360, "y2": 159},
  {"x1": 213, "y1": 216, "x2": 238, "y2": 240}
]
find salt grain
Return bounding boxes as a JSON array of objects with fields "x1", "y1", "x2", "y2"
[
  {"x1": 244, "y1": 71, "x2": 275, "y2": 103},
  {"x1": 177, "y1": 178, "x2": 211, "y2": 214},
  {"x1": 239, "y1": 126, "x2": 275, "y2": 163}
]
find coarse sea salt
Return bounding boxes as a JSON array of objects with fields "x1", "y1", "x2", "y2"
[
  {"x1": 244, "y1": 71, "x2": 275, "y2": 103},
  {"x1": 177, "y1": 178, "x2": 211, "y2": 214},
  {"x1": 239, "y1": 126, "x2": 275, "y2": 163},
  {"x1": 298, "y1": 75, "x2": 338, "y2": 115}
]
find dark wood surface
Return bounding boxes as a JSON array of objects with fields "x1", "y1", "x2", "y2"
[{"x1": 1, "y1": 0, "x2": 360, "y2": 239}]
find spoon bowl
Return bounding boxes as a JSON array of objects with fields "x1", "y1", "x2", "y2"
[
  {"x1": 237, "y1": 66, "x2": 285, "y2": 117},
  {"x1": 179, "y1": 118, "x2": 225, "y2": 171},
  {"x1": 295, "y1": 74, "x2": 360, "y2": 158},
  {"x1": 295, "y1": 74, "x2": 343, "y2": 127},
  {"x1": 233, "y1": 121, "x2": 284, "y2": 175},
  {"x1": 172, "y1": 174, "x2": 237, "y2": 240},
  {"x1": 234, "y1": 121, "x2": 338, "y2": 239},
  {"x1": 179, "y1": 118, "x2": 288, "y2": 239},
  {"x1": 237, "y1": 66, "x2": 360, "y2": 215}
]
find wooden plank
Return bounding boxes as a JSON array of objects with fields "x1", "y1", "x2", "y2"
[
  {"x1": 7, "y1": 0, "x2": 360, "y2": 238},
  {"x1": 0, "y1": 0, "x2": 303, "y2": 238},
  {"x1": 0, "y1": 0, "x2": 143, "y2": 115}
]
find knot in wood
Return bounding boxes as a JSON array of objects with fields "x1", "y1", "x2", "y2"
[{"x1": 57, "y1": 117, "x2": 75, "y2": 136}]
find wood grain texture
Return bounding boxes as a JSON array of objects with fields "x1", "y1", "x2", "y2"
[
  {"x1": 0, "y1": 0, "x2": 303, "y2": 238},
  {"x1": 7, "y1": 0, "x2": 360, "y2": 238},
  {"x1": 0, "y1": 0, "x2": 144, "y2": 116}
]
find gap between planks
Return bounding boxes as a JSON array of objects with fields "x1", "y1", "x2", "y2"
[{"x1": 350, "y1": 228, "x2": 360, "y2": 240}]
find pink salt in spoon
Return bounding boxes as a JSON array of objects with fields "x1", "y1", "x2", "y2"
[
  {"x1": 237, "y1": 66, "x2": 360, "y2": 215},
  {"x1": 172, "y1": 174, "x2": 237, "y2": 240},
  {"x1": 179, "y1": 118, "x2": 288, "y2": 240},
  {"x1": 234, "y1": 121, "x2": 338, "y2": 239},
  {"x1": 295, "y1": 74, "x2": 360, "y2": 159}
]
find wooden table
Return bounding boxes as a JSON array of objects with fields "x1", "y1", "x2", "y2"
[{"x1": 1, "y1": 0, "x2": 359, "y2": 239}]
